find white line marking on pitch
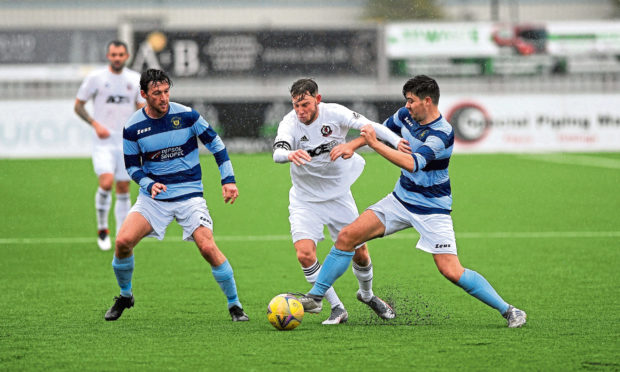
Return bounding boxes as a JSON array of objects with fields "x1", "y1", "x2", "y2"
[
  {"x1": 1, "y1": 231, "x2": 619, "y2": 245},
  {"x1": 518, "y1": 154, "x2": 620, "y2": 169}
]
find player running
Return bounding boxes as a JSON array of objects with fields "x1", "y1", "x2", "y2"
[
  {"x1": 104, "y1": 69, "x2": 248, "y2": 322},
  {"x1": 75, "y1": 40, "x2": 145, "y2": 251},
  {"x1": 273, "y1": 78, "x2": 404, "y2": 324},
  {"x1": 298, "y1": 75, "x2": 527, "y2": 328}
]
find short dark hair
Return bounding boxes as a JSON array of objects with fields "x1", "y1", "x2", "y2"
[
  {"x1": 106, "y1": 40, "x2": 128, "y2": 53},
  {"x1": 140, "y1": 69, "x2": 173, "y2": 93},
  {"x1": 402, "y1": 75, "x2": 440, "y2": 105},
  {"x1": 290, "y1": 78, "x2": 318, "y2": 98}
]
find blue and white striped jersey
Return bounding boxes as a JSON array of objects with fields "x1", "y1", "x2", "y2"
[
  {"x1": 383, "y1": 107, "x2": 454, "y2": 214},
  {"x1": 123, "y1": 102, "x2": 235, "y2": 202}
]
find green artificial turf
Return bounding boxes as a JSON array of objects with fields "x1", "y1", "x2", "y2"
[{"x1": 1, "y1": 152, "x2": 618, "y2": 371}]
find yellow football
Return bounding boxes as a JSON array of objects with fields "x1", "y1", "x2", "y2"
[{"x1": 267, "y1": 293, "x2": 305, "y2": 331}]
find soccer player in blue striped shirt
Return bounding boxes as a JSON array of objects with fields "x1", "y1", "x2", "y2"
[
  {"x1": 299, "y1": 75, "x2": 527, "y2": 328},
  {"x1": 104, "y1": 69, "x2": 248, "y2": 322}
]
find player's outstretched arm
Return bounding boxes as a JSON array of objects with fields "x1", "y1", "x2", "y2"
[
  {"x1": 222, "y1": 183, "x2": 239, "y2": 204},
  {"x1": 330, "y1": 122, "x2": 410, "y2": 161},
  {"x1": 360, "y1": 124, "x2": 414, "y2": 172}
]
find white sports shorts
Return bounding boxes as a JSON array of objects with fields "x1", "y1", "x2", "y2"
[
  {"x1": 289, "y1": 190, "x2": 360, "y2": 245},
  {"x1": 92, "y1": 144, "x2": 130, "y2": 181},
  {"x1": 368, "y1": 193, "x2": 457, "y2": 255},
  {"x1": 130, "y1": 193, "x2": 213, "y2": 241}
]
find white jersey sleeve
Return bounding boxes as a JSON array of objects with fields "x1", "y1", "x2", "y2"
[
  {"x1": 340, "y1": 107, "x2": 401, "y2": 148},
  {"x1": 273, "y1": 111, "x2": 298, "y2": 163},
  {"x1": 76, "y1": 72, "x2": 97, "y2": 102}
]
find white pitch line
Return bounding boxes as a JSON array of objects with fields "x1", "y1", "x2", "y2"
[
  {"x1": 518, "y1": 153, "x2": 620, "y2": 169},
  {"x1": 0, "y1": 231, "x2": 619, "y2": 245}
]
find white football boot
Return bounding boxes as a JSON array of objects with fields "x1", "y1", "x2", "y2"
[
  {"x1": 97, "y1": 229, "x2": 111, "y2": 251},
  {"x1": 503, "y1": 305, "x2": 527, "y2": 328}
]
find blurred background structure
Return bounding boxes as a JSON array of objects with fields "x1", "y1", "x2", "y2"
[{"x1": 1, "y1": 0, "x2": 619, "y2": 155}]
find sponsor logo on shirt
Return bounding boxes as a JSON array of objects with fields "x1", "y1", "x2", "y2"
[
  {"x1": 149, "y1": 146, "x2": 185, "y2": 160},
  {"x1": 300, "y1": 135, "x2": 309, "y2": 142},
  {"x1": 307, "y1": 140, "x2": 338, "y2": 157},
  {"x1": 352, "y1": 112, "x2": 361, "y2": 119}
]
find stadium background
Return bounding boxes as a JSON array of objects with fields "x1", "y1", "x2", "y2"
[
  {"x1": 1, "y1": 0, "x2": 619, "y2": 157},
  {"x1": 1, "y1": 2, "x2": 620, "y2": 371}
]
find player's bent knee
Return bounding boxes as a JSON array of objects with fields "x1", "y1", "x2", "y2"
[
  {"x1": 296, "y1": 250, "x2": 316, "y2": 267},
  {"x1": 198, "y1": 241, "x2": 220, "y2": 260},
  {"x1": 114, "y1": 237, "x2": 134, "y2": 256},
  {"x1": 115, "y1": 231, "x2": 140, "y2": 251},
  {"x1": 116, "y1": 182, "x2": 130, "y2": 194},
  {"x1": 352, "y1": 245, "x2": 370, "y2": 266},
  {"x1": 335, "y1": 226, "x2": 361, "y2": 251}
]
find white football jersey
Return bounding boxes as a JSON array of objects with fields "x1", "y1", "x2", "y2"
[
  {"x1": 76, "y1": 67, "x2": 144, "y2": 148},
  {"x1": 274, "y1": 102, "x2": 379, "y2": 201}
]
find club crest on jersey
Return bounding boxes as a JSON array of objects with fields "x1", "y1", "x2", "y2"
[
  {"x1": 171, "y1": 117, "x2": 181, "y2": 128},
  {"x1": 419, "y1": 129, "x2": 429, "y2": 140},
  {"x1": 320, "y1": 125, "x2": 332, "y2": 137}
]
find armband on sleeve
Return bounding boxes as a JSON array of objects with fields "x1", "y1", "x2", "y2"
[
  {"x1": 273, "y1": 141, "x2": 291, "y2": 151},
  {"x1": 273, "y1": 147, "x2": 291, "y2": 163}
]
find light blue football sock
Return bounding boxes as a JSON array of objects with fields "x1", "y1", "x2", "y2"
[
  {"x1": 112, "y1": 255, "x2": 134, "y2": 298},
  {"x1": 211, "y1": 260, "x2": 242, "y2": 309},
  {"x1": 457, "y1": 268, "x2": 510, "y2": 315},
  {"x1": 309, "y1": 246, "x2": 354, "y2": 297}
]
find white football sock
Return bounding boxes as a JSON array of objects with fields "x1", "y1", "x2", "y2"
[
  {"x1": 95, "y1": 187, "x2": 112, "y2": 230},
  {"x1": 352, "y1": 260, "x2": 374, "y2": 302},
  {"x1": 114, "y1": 192, "x2": 131, "y2": 235},
  {"x1": 303, "y1": 260, "x2": 343, "y2": 310}
]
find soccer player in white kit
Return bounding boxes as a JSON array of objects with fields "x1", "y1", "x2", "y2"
[
  {"x1": 273, "y1": 78, "x2": 403, "y2": 324},
  {"x1": 74, "y1": 40, "x2": 145, "y2": 251}
]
